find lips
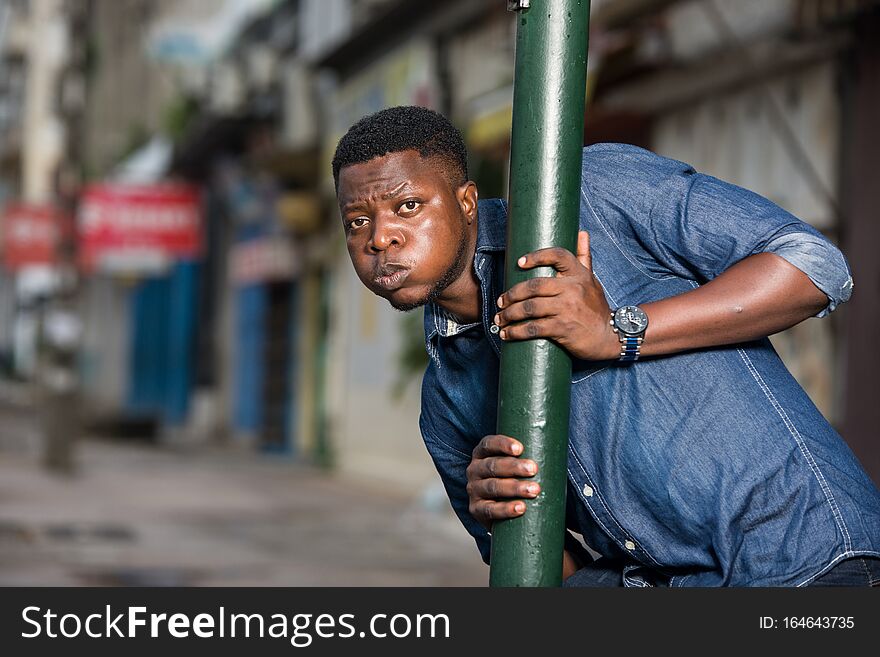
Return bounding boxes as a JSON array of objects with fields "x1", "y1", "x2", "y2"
[{"x1": 373, "y1": 265, "x2": 411, "y2": 291}]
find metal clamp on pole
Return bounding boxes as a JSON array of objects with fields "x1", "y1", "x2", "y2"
[{"x1": 507, "y1": 0, "x2": 531, "y2": 11}]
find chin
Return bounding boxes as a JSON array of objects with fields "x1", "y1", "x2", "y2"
[
  {"x1": 384, "y1": 287, "x2": 430, "y2": 312},
  {"x1": 389, "y1": 300, "x2": 427, "y2": 312}
]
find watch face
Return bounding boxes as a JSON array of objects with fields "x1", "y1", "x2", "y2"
[{"x1": 614, "y1": 305, "x2": 648, "y2": 336}]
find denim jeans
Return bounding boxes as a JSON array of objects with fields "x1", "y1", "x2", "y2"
[
  {"x1": 563, "y1": 558, "x2": 626, "y2": 587},
  {"x1": 563, "y1": 556, "x2": 880, "y2": 587},
  {"x1": 807, "y1": 557, "x2": 880, "y2": 587}
]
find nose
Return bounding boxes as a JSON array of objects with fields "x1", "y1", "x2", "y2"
[{"x1": 368, "y1": 213, "x2": 404, "y2": 253}]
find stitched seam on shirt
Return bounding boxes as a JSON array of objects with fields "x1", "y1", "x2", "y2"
[
  {"x1": 794, "y1": 551, "x2": 862, "y2": 586},
  {"x1": 623, "y1": 566, "x2": 654, "y2": 588},
  {"x1": 427, "y1": 341, "x2": 440, "y2": 367},
  {"x1": 425, "y1": 432, "x2": 472, "y2": 460},
  {"x1": 737, "y1": 348, "x2": 853, "y2": 553},
  {"x1": 580, "y1": 186, "x2": 674, "y2": 281},
  {"x1": 568, "y1": 446, "x2": 666, "y2": 570},
  {"x1": 674, "y1": 574, "x2": 691, "y2": 587},
  {"x1": 480, "y1": 256, "x2": 503, "y2": 357},
  {"x1": 427, "y1": 306, "x2": 442, "y2": 368},
  {"x1": 591, "y1": 270, "x2": 617, "y2": 308},
  {"x1": 572, "y1": 367, "x2": 608, "y2": 384},
  {"x1": 566, "y1": 465, "x2": 619, "y2": 555},
  {"x1": 623, "y1": 574, "x2": 649, "y2": 588},
  {"x1": 480, "y1": 255, "x2": 494, "y2": 346},
  {"x1": 795, "y1": 551, "x2": 880, "y2": 586}
]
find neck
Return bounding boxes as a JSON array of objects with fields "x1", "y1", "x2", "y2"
[
  {"x1": 435, "y1": 236, "x2": 482, "y2": 324},
  {"x1": 435, "y1": 275, "x2": 481, "y2": 324}
]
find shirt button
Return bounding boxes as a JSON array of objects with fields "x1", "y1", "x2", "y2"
[
  {"x1": 582, "y1": 484, "x2": 593, "y2": 497},
  {"x1": 489, "y1": 325, "x2": 500, "y2": 334},
  {"x1": 624, "y1": 540, "x2": 636, "y2": 551}
]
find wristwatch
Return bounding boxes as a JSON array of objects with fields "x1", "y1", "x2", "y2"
[{"x1": 610, "y1": 305, "x2": 649, "y2": 362}]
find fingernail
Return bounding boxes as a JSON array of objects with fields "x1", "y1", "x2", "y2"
[
  {"x1": 499, "y1": 329, "x2": 507, "y2": 340},
  {"x1": 517, "y1": 256, "x2": 527, "y2": 267},
  {"x1": 524, "y1": 463, "x2": 536, "y2": 474},
  {"x1": 514, "y1": 503, "x2": 525, "y2": 513},
  {"x1": 511, "y1": 443, "x2": 522, "y2": 455},
  {"x1": 496, "y1": 296, "x2": 504, "y2": 308},
  {"x1": 527, "y1": 485, "x2": 539, "y2": 495},
  {"x1": 493, "y1": 314, "x2": 500, "y2": 325}
]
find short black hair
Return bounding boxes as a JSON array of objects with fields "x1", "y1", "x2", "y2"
[{"x1": 332, "y1": 105, "x2": 468, "y2": 189}]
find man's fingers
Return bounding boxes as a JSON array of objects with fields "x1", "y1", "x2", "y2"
[
  {"x1": 516, "y1": 246, "x2": 579, "y2": 274},
  {"x1": 469, "y1": 455, "x2": 537, "y2": 481},
  {"x1": 468, "y1": 435, "x2": 540, "y2": 531},
  {"x1": 473, "y1": 434, "x2": 524, "y2": 459},
  {"x1": 498, "y1": 317, "x2": 557, "y2": 342},
  {"x1": 496, "y1": 277, "x2": 559, "y2": 309},
  {"x1": 576, "y1": 230, "x2": 592, "y2": 271},
  {"x1": 494, "y1": 296, "x2": 557, "y2": 327},
  {"x1": 471, "y1": 500, "x2": 528, "y2": 526},
  {"x1": 469, "y1": 476, "x2": 541, "y2": 500}
]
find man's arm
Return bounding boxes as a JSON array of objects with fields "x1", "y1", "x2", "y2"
[
  {"x1": 637, "y1": 251, "x2": 826, "y2": 358},
  {"x1": 492, "y1": 232, "x2": 829, "y2": 361}
]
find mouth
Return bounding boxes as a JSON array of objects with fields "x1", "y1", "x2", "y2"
[{"x1": 373, "y1": 265, "x2": 411, "y2": 291}]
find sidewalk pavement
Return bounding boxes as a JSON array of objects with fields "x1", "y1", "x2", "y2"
[{"x1": 0, "y1": 398, "x2": 488, "y2": 587}]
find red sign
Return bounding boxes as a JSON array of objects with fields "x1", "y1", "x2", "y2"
[
  {"x1": 1, "y1": 203, "x2": 65, "y2": 270},
  {"x1": 78, "y1": 183, "x2": 202, "y2": 272}
]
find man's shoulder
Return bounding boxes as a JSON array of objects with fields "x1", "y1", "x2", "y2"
[
  {"x1": 475, "y1": 198, "x2": 507, "y2": 251},
  {"x1": 581, "y1": 143, "x2": 695, "y2": 185},
  {"x1": 477, "y1": 197, "x2": 507, "y2": 215}
]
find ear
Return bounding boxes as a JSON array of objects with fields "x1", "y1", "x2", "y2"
[{"x1": 457, "y1": 181, "x2": 478, "y2": 225}]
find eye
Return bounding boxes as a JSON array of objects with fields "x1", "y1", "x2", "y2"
[
  {"x1": 348, "y1": 217, "x2": 369, "y2": 230},
  {"x1": 399, "y1": 199, "x2": 421, "y2": 214}
]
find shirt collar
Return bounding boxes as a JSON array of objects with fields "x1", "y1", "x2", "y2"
[{"x1": 475, "y1": 198, "x2": 507, "y2": 253}]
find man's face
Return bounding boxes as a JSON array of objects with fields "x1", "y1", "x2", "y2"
[{"x1": 336, "y1": 150, "x2": 477, "y2": 312}]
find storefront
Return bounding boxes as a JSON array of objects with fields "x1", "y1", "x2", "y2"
[{"x1": 78, "y1": 181, "x2": 202, "y2": 426}]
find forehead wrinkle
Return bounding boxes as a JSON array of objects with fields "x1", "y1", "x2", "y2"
[
  {"x1": 381, "y1": 181, "x2": 412, "y2": 200},
  {"x1": 341, "y1": 179, "x2": 415, "y2": 211}
]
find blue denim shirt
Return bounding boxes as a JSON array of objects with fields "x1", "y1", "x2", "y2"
[{"x1": 418, "y1": 144, "x2": 880, "y2": 587}]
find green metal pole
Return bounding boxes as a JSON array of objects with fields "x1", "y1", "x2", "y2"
[{"x1": 490, "y1": 0, "x2": 590, "y2": 587}]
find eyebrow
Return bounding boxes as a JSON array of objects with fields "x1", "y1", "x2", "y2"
[{"x1": 341, "y1": 182, "x2": 416, "y2": 211}]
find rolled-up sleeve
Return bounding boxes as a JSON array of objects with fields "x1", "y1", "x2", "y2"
[
  {"x1": 763, "y1": 231, "x2": 853, "y2": 317},
  {"x1": 663, "y1": 172, "x2": 855, "y2": 318}
]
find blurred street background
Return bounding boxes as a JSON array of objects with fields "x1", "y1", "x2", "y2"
[{"x1": 0, "y1": 0, "x2": 877, "y2": 586}]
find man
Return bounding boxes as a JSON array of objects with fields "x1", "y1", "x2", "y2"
[{"x1": 332, "y1": 105, "x2": 880, "y2": 586}]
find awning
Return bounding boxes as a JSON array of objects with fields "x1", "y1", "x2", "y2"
[
  {"x1": 147, "y1": 0, "x2": 279, "y2": 65},
  {"x1": 111, "y1": 136, "x2": 172, "y2": 185}
]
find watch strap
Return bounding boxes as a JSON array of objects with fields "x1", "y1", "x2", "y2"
[{"x1": 618, "y1": 336, "x2": 643, "y2": 362}]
